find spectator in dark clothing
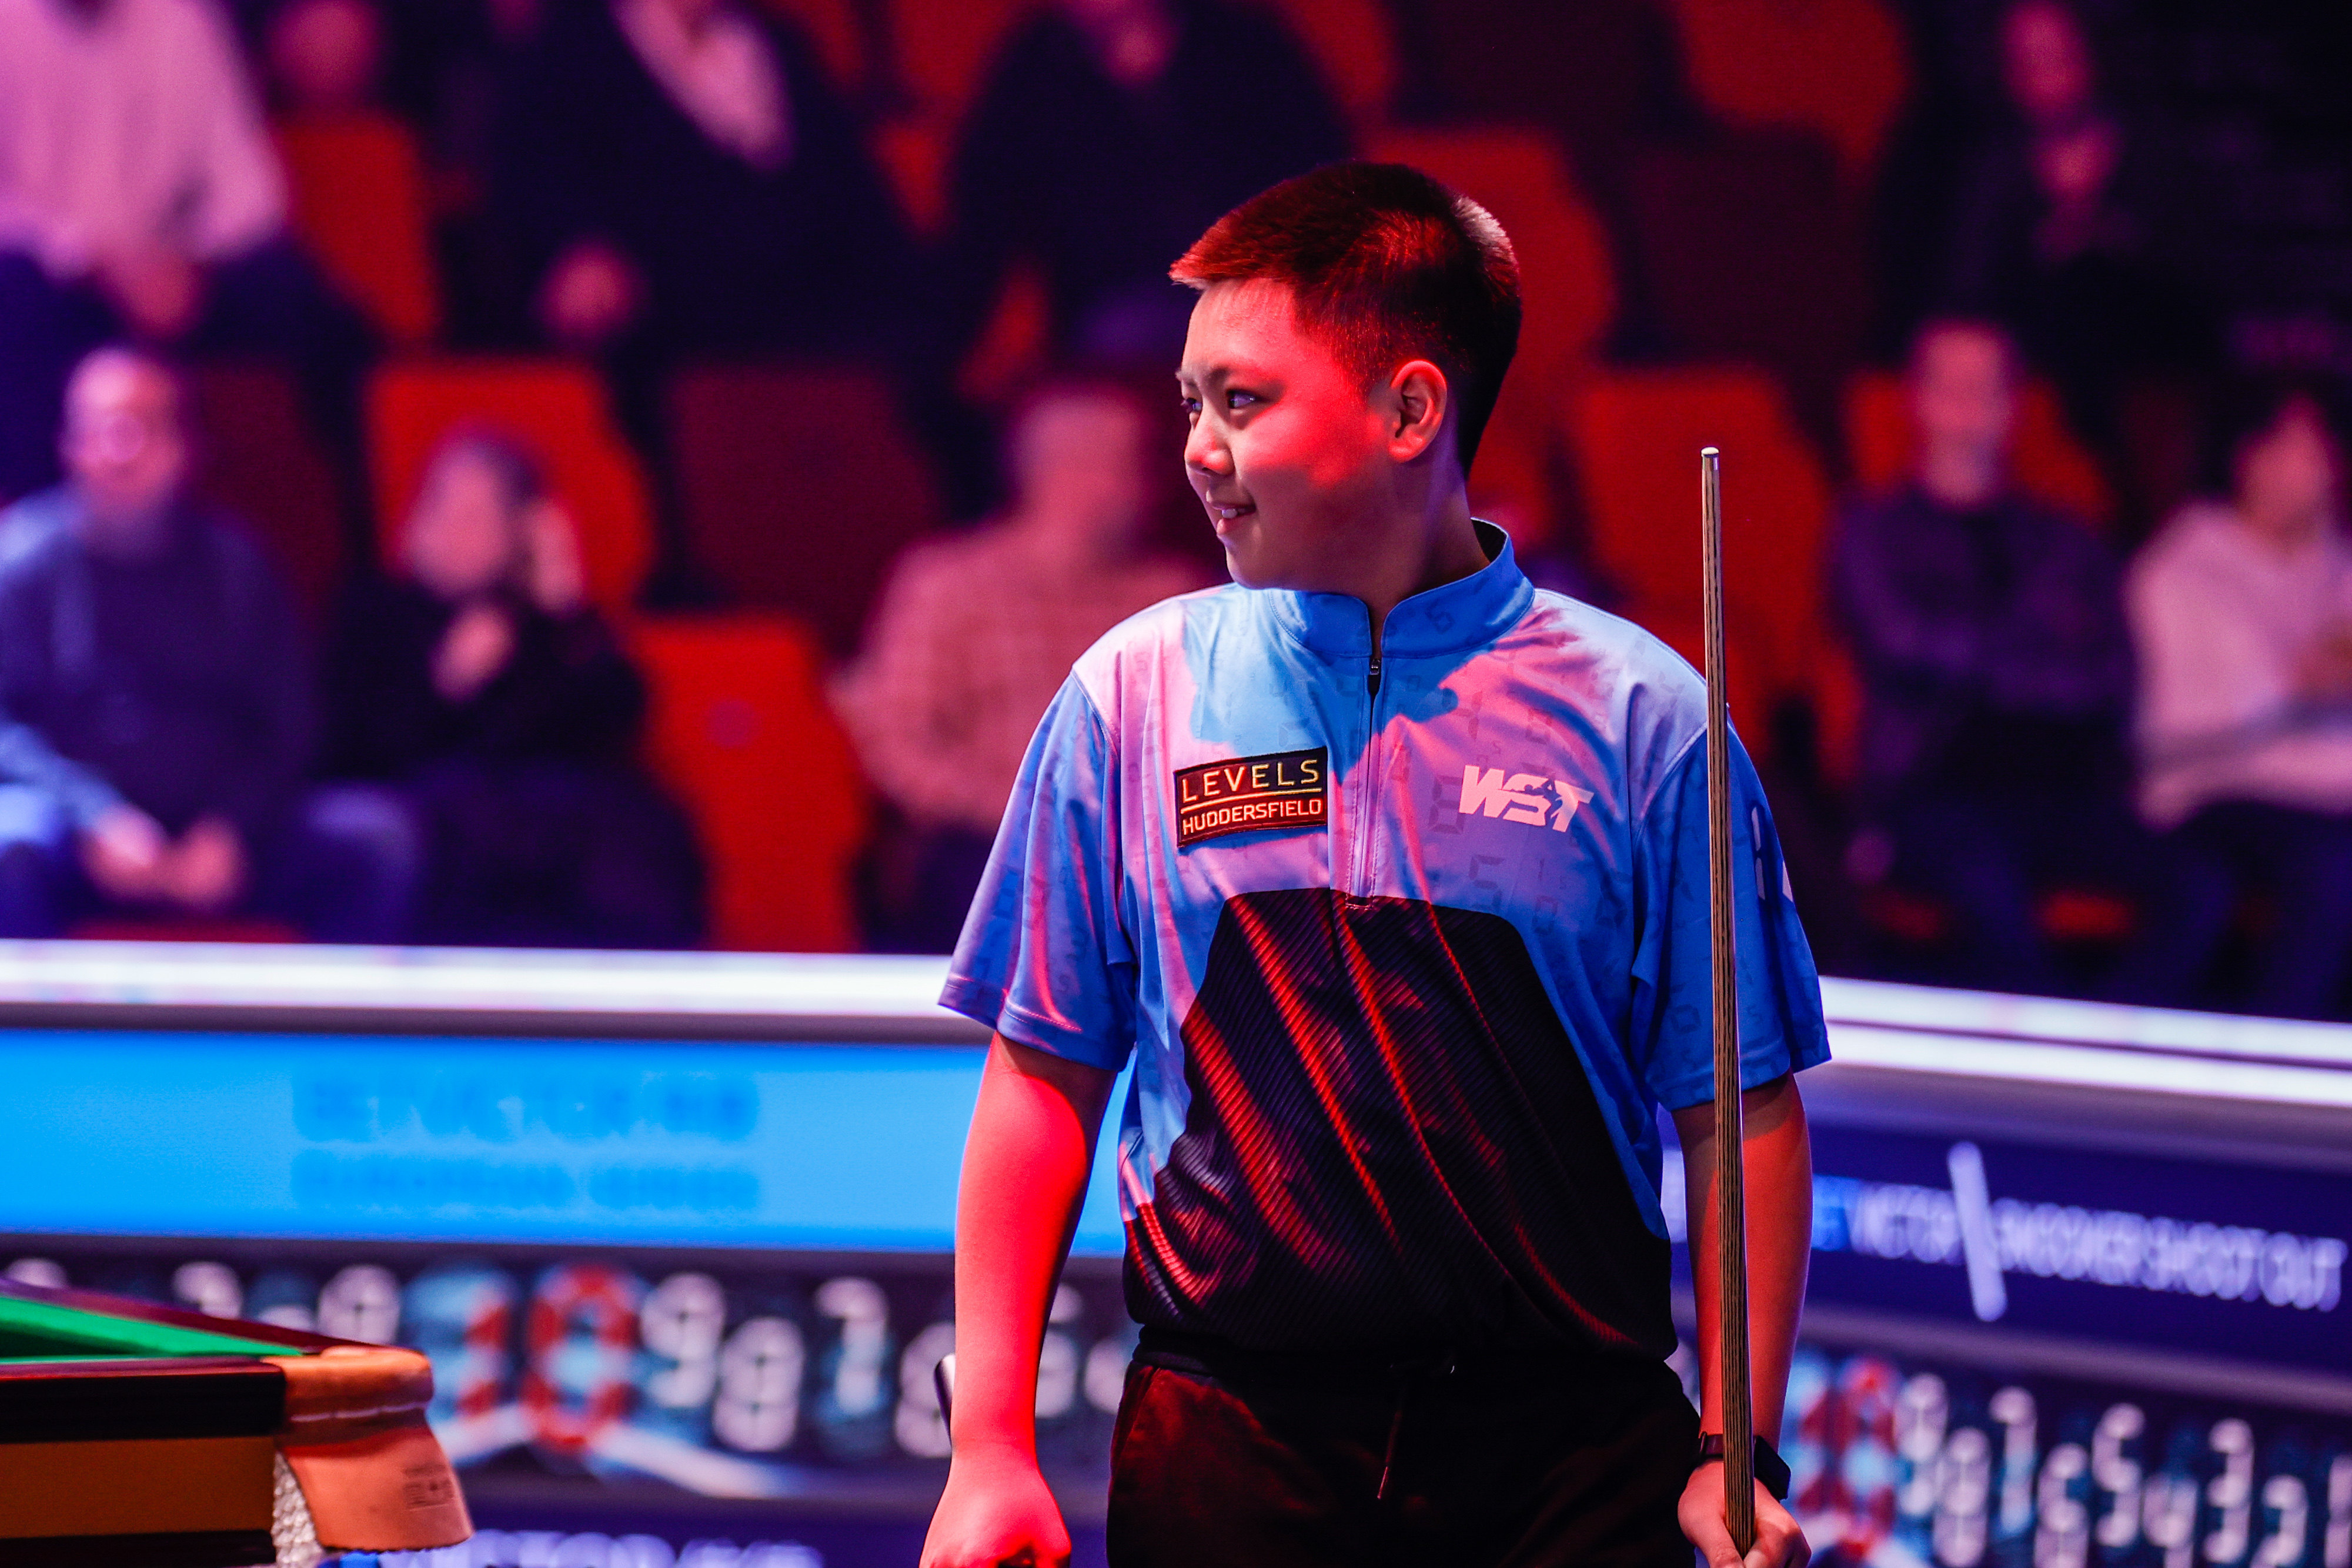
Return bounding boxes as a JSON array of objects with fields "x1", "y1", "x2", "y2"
[
  {"x1": 502, "y1": 0, "x2": 906, "y2": 357},
  {"x1": 1943, "y1": 0, "x2": 2210, "y2": 468},
  {"x1": 1832, "y1": 319, "x2": 2144, "y2": 994},
  {"x1": 938, "y1": 0, "x2": 1350, "y2": 370},
  {"x1": 324, "y1": 430, "x2": 704, "y2": 947},
  {"x1": 0, "y1": 347, "x2": 416, "y2": 940},
  {"x1": 0, "y1": 0, "x2": 376, "y2": 534},
  {"x1": 494, "y1": 0, "x2": 911, "y2": 590}
]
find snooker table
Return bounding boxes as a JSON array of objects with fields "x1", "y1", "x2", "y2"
[{"x1": 0, "y1": 1277, "x2": 469, "y2": 1567}]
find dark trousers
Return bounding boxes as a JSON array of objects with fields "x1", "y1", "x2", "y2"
[
  {"x1": 407, "y1": 758, "x2": 706, "y2": 949},
  {"x1": 2114, "y1": 800, "x2": 2352, "y2": 1019},
  {"x1": 0, "y1": 783, "x2": 419, "y2": 944},
  {"x1": 1886, "y1": 783, "x2": 2153, "y2": 995},
  {"x1": 0, "y1": 243, "x2": 375, "y2": 546},
  {"x1": 858, "y1": 817, "x2": 994, "y2": 955},
  {"x1": 1105, "y1": 1334, "x2": 1699, "y2": 1568}
]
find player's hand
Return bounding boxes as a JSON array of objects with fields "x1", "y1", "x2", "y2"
[
  {"x1": 920, "y1": 1447, "x2": 1071, "y2": 1568},
  {"x1": 1681, "y1": 1460, "x2": 1809, "y2": 1568},
  {"x1": 2296, "y1": 626, "x2": 2352, "y2": 703},
  {"x1": 79, "y1": 804, "x2": 169, "y2": 901},
  {"x1": 520, "y1": 498, "x2": 587, "y2": 616},
  {"x1": 161, "y1": 817, "x2": 247, "y2": 913},
  {"x1": 538, "y1": 240, "x2": 641, "y2": 347},
  {"x1": 433, "y1": 599, "x2": 517, "y2": 701}
]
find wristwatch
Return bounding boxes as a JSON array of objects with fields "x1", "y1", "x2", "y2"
[{"x1": 1694, "y1": 1432, "x2": 1792, "y2": 1501}]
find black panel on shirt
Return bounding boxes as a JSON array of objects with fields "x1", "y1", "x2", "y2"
[{"x1": 1126, "y1": 888, "x2": 1673, "y2": 1359}]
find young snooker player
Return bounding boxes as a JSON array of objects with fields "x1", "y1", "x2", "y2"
[{"x1": 922, "y1": 163, "x2": 1825, "y2": 1568}]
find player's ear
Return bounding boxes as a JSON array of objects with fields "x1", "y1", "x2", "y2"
[{"x1": 1387, "y1": 360, "x2": 1451, "y2": 464}]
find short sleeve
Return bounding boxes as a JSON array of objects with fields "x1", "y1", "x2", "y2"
[
  {"x1": 940, "y1": 674, "x2": 1138, "y2": 1071},
  {"x1": 1629, "y1": 732, "x2": 1830, "y2": 1110}
]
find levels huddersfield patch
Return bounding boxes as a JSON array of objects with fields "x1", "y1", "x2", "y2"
[{"x1": 1175, "y1": 747, "x2": 1330, "y2": 848}]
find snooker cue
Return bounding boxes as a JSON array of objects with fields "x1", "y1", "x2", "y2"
[{"x1": 1700, "y1": 445, "x2": 1758, "y2": 1553}]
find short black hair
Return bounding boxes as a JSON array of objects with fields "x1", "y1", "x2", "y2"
[
  {"x1": 1906, "y1": 316, "x2": 2024, "y2": 386},
  {"x1": 2210, "y1": 373, "x2": 2347, "y2": 489},
  {"x1": 1171, "y1": 162, "x2": 1522, "y2": 470},
  {"x1": 425, "y1": 424, "x2": 547, "y2": 512}
]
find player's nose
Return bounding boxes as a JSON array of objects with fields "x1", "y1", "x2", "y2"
[{"x1": 1184, "y1": 416, "x2": 1230, "y2": 476}]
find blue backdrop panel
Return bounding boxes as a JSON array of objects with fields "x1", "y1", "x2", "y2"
[{"x1": 0, "y1": 1031, "x2": 1130, "y2": 1256}]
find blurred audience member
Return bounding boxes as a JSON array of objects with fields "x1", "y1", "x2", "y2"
[
  {"x1": 263, "y1": 0, "x2": 379, "y2": 114},
  {"x1": 360, "y1": 0, "x2": 547, "y2": 347},
  {"x1": 2119, "y1": 383, "x2": 2352, "y2": 1017},
  {"x1": 1943, "y1": 0, "x2": 2208, "y2": 466},
  {"x1": 836, "y1": 379, "x2": 1206, "y2": 950},
  {"x1": 324, "y1": 431, "x2": 704, "y2": 947},
  {"x1": 0, "y1": 0, "x2": 373, "y2": 506},
  {"x1": 260, "y1": 0, "x2": 455, "y2": 352},
  {"x1": 494, "y1": 0, "x2": 910, "y2": 597},
  {"x1": 940, "y1": 0, "x2": 1349, "y2": 372},
  {"x1": 0, "y1": 348, "x2": 415, "y2": 938},
  {"x1": 500, "y1": 0, "x2": 906, "y2": 357},
  {"x1": 1832, "y1": 319, "x2": 2140, "y2": 993}
]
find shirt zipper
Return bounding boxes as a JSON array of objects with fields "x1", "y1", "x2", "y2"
[{"x1": 1352, "y1": 610, "x2": 1384, "y2": 897}]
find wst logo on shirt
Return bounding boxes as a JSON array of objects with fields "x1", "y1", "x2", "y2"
[{"x1": 1459, "y1": 765, "x2": 1593, "y2": 832}]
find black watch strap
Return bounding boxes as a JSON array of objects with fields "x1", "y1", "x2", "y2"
[{"x1": 1694, "y1": 1432, "x2": 1792, "y2": 1501}]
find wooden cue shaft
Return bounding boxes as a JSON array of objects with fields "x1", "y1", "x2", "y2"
[{"x1": 1700, "y1": 444, "x2": 1756, "y2": 1552}]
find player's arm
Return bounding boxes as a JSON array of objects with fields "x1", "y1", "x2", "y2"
[
  {"x1": 1673, "y1": 1073, "x2": 1815, "y2": 1568},
  {"x1": 921, "y1": 1033, "x2": 1119, "y2": 1568}
]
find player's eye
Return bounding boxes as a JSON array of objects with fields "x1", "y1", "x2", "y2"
[
  {"x1": 1225, "y1": 390, "x2": 1260, "y2": 411},
  {"x1": 1179, "y1": 394, "x2": 1202, "y2": 420}
]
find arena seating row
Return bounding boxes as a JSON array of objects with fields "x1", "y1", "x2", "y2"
[
  {"x1": 265, "y1": 1, "x2": 1907, "y2": 447},
  {"x1": 188, "y1": 358, "x2": 876, "y2": 952},
  {"x1": 199, "y1": 0, "x2": 2020, "y2": 958},
  {"x1": 186, "y1": 342, "x2": 2116, "y2": 958}
]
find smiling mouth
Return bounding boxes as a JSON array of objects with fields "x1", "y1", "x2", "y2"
[{"x1": 1207, "y1": 502, "x2": 1255, "y2": 523}]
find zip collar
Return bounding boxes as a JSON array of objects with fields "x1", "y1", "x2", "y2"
[{"x1": 1263, "y1": 520, "x2": 1534, "y2": 663}]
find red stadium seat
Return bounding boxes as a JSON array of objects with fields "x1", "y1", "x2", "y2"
[
  {"x1": 366, "y1": 359, "x2": 654, "y2": 613},
  {"x1": 1627, "y1": 129, "x2": 1869, "y2": 440},
  {"x1": 871, "y1": 0, "x2": 1034, "y2": 233},
  {"x1": 1859, "y1": 885, "x2": 2137, "y2": 951},
  {"x1": 884, "y1": 0, "x2": 1033, "y2": 122},
  {"x1": 630, "y1": 613, "x2": 868, "y2": 952},
  {"x1": 184, "y1": 362, "x2": 345, "y2": 620},
  {"x1": 276, "y1": 115, "x2": 442, "y2": 346},
  {"x1": 751, "y1": 0, "x2": 866, "y2": 92},
  {"x1": 68, "y1": 917, "x2": 302, "y2": 943},
  {"x1": 666, "y1": 362, "x2": 947, "y2": 657},
  {"x1": 1369, "y1": 128, "x2": 1616, "y2": 394},
  {"x1": 1562, "y1": 367, "x2": 1835, "y2": 746},
  {"x1": 1659, "y1": 0, "x2": 1912, "y2": 188},
  {"x1": 872, "y1": 116, "x2": 953, "y2": 236},
  {"x1": 1415, "y1": 0, "x2": 1681, "y2": 200},
  {"x1": 1371, "y1": 128, "x2": 1616, "y2": 544},
  {"x1": 1845, "y1": 369, "x2": 2115, "y2": 529}
]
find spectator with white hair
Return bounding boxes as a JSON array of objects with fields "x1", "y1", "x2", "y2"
[
  {"x1": 0, "y1": 0, "x2": 372, "y2": 511},
  {"x1": 0, "y1": 346, "x2": 416, "y2": 940}
]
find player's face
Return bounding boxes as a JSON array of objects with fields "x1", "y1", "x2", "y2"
[{"x1": 1177, "y1": 279, "x2": 1395, "y2": 591}]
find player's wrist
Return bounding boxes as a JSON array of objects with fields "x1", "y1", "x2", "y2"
[
  {"x1": 1691, "y1": 1432, "x2": 1793, "y2": 1500},
  {"x1": 946, "y1": 1430, "x2": 1044, "y2": 1469}
]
